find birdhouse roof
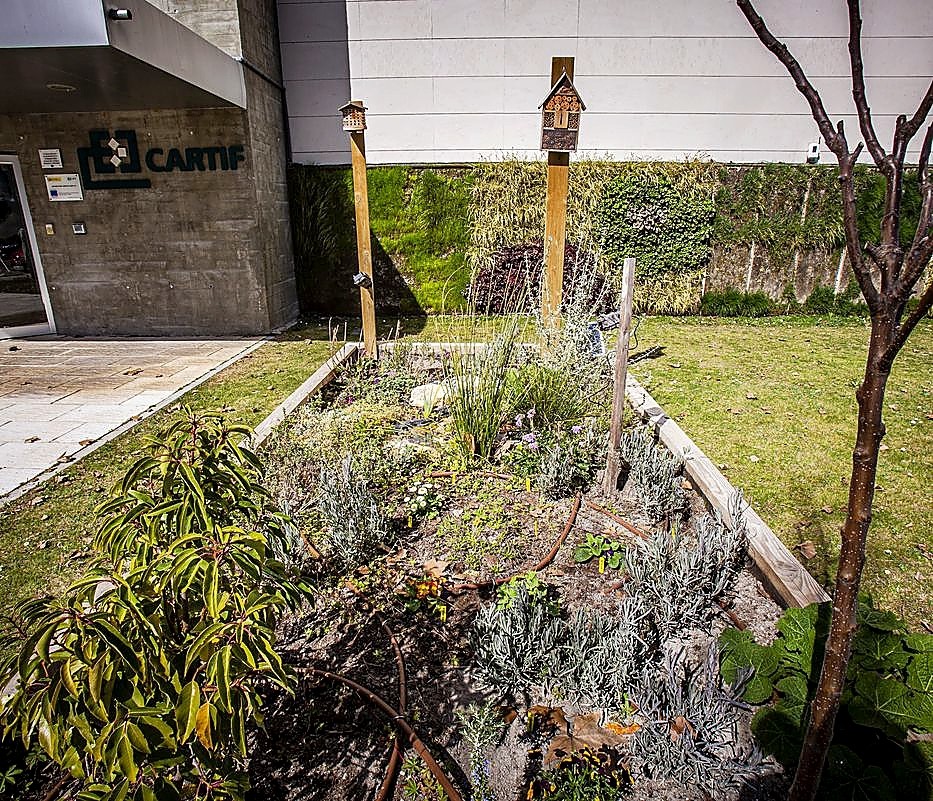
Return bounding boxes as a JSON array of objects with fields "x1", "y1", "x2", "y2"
[
  {"x1": 538, "y1": 70, "x2": 586, "y2": 111},
  {"x1": 339, "y1": 100, "x2": 367, "y2": 113}
]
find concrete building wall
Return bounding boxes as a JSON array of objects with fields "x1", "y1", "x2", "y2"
[
  {"x1": 278, "y1": 0, "x2": 933, "y2": 165},
  {"x1": 0, "y1": 108, "x2": 285, "y2": 336},
  {"x1": 146, "y1": 0, "x2": 243, "y2": 57},
  {"x1": 238, "y1": 0, "x2": 300, "y2": 328}
]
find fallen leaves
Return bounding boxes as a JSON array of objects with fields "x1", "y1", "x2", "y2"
[
  {"x1": 796, "y1": 541, "x2": 818, "y2": 560},
  {"x1": 669, "y1": 715, "x2": 696, "y2": 741},
  {"x1": 529, "y1": 710, "x2": 637, "y2": 768}
]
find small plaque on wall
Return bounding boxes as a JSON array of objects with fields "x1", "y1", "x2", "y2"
[
  {"x1": 45, "y1": 174, "x2": 84, "y2": 201},
  {"x1": 38, "y1": 149, "x2": 63, "y2": 169}
]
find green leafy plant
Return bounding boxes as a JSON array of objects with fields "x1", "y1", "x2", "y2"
[
  {"x1": 400, "y1": 751, "x2": 449, "y2": 800},
  {"x1": 404, "y1": 479, "x2": 447, "y2": 521},
  {"x1": 573, "y1": 533, "x2": 625, "y2": 571},
  {"x1": 526, "y1": 746, "x2": 631, "y2": 800},
  {"x1": 719, "y1": 597, "x2": 933, "y2": 799},
  {"x1": 496, "y1": 571, "x2": 557, "y2": 613},
  {"x1": 0, "y1": 410, "x2": 307, "y2": 801},
  {"x1": 700, "y1": 289, "x2": 773, "y2": 317},
  {"x1": 598, "y1": 167, "x2": 716, "y2": 313}
]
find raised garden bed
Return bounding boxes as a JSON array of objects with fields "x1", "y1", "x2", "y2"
[{"x1": 246, "y1": 335, "x2": 796, "y2": 800}]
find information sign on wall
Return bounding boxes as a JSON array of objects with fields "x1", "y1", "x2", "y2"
[
  {"x1": 38, "y1": 149, "x2": 63, "y2": 169},
  {"x1": 45, "y1": 173, "x2": 84, "y2": 201}
]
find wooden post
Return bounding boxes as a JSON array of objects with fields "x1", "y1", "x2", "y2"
[
  {"x1": 349, "y1": 124, "x2": 377, "y2": 357},
  {"x1": 603, "y1": 257, "x2": 636, "y2": 495},
  {"x1": 541, "y1": 56, "x2": 574, "y2": 322}
]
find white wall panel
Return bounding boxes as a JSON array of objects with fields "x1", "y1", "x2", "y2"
[{"x1": 280, "y1": 0, "x2": 933, "y2": 164}]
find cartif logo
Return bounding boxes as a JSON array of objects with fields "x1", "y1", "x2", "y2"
[{"x1": 77, "y1": 130, "x2": 151, "y2": 190}]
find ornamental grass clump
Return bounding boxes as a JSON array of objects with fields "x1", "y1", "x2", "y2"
[
  {"x1": 446, "y1": 316, "x2": 525, "y2": 462},
  {"x1": 0, "y1": 410, "x2": 308, "y2": 801}
]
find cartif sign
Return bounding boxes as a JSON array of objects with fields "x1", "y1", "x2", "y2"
[{"x1": 76, "y1": 129, "x2": 246, "y2": 190}]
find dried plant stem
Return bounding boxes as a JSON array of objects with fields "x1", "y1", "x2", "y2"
[
  {"x1": 584, "y1": 499, "x2": 650, "y2": 541},
  {"x1": 302, "y1": 668, "x2": 463, "y2": 801}
]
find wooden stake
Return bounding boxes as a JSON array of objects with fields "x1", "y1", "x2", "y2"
[
  {"x1": 349, "y1": 125, "x2": 377, "y2": 357},
  {"x1": 541, "y1": 57, "x2": 574, "y2": 322},
  {"x1": 603, "y1": 257, "x2": 636, "y2": 495}
]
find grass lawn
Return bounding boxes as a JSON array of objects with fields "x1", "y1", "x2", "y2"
[
  {"x1": 0, "y1": 331, "x2": 340, "y2": 623},
  {"x1": 629, "y1": 316, "x2": 932, "y2": 628}
]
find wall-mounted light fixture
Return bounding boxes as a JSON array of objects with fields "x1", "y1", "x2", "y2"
[
  {"x1": 46, "y1": 83, "x2": 77, "y2": 93},
  {"x1": 806, "y1": 138, "x2": 821, "y2": 164},
  {"x1": 107, "y1": 8, "x2": 133, "y2": 20},
  {"x1": 352, "y1": 271, "x2": 372, "y2": 289}
]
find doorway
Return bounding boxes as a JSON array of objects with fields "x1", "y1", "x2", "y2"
[{"x1": 0, "y1": 156, "x2": 54, "y2": 338}]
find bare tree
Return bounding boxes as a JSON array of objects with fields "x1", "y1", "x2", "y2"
[{"x1": 735, "y1": 1, "x2": 933, "y2": 799}]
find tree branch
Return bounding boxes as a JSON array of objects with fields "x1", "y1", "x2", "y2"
[
  {"x1": 891, "y1": 278, "x2": 933, "y2": 356},
  {"x1": 897, "y1": 125, "x2": 933, "y2": 295},
  {"x1": 736, "y1": 0, "x2": 845, "y2": 154},
  {"x1": 902, "y1": 78, "x2": 933, "y2": 143},
  {"x1": 846, "y1": 0, "x2": 886, "y2": 167}
]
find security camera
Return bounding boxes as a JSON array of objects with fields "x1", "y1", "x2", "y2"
[
  {"x1": 806, "y1": 141, "x2": 820, "y2": 164},
  {"x1": 352, "y1": 271, "x2": 372, "y2": 288}
]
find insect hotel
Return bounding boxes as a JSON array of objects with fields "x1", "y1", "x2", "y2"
[
  {"x1": 539, "y1": 70, "x2": 585, "y2": 151},
  {"x1": 339, "y1": 100, "x2": 367, "y2": 132}
]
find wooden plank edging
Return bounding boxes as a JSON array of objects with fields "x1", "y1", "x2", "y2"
[
  {"x1": 625, "y1": 375, "x2": 830, "y2": 609},
  {"x1": 251, "y1": 342, "x2": 361, "y2": 448}
]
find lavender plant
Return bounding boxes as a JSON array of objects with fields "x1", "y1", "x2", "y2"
[
  {"x1": 630, "y1": 646, "x2": 770, "y2": 797},
  {"x1": 625, "y1": 503, "x2": 747, "y2": 642},
  {"x1": 314, "y1": 456, "x2": 390, "y2": 570},
  {"x1": 536, "y1": 419, "x2": 607, "y2": 499},
  {"x1": 618, "y1": 427, "x2": 685, "y2": 523}
]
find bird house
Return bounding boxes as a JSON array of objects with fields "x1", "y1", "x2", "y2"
[
  {"x1": 339, "y1": 100, "x2": 367, "y2": 132},
  {"x1": 539, "y1": 71, "x2": 585, "y2": 152}
]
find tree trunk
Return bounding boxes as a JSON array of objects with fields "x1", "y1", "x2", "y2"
[{"x1": 788, "y1": 317, "x2": 893, "y2": 801}]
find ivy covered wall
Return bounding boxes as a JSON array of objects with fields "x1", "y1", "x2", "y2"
[{"x1": 287, "y1": 161, "x2": 920, "y2": 316}]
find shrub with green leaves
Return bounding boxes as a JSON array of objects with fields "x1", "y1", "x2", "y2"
[
  {"x1": 0, "y1": 411, "x2": 308, "y2": 801},
  {"x1": 700, "y1": 289, "x2": 773, "y2": 317},
  {"x1": 598, "y1": 169, "x2": 715, "y2": 312},
  {"x1": 720, "y1": 597, "x2": 933, "y2": 800}
]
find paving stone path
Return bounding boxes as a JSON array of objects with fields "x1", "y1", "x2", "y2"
[{"x1": 0, "y1": 337, "x2": 259, "y2": 497}]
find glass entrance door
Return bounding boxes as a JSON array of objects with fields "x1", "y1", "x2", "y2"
[{"x1": 0, "y1": 158, "x2": 53, "y2": 337}]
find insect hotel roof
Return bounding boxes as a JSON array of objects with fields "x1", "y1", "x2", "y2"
[
  {"x1": 339, "y1": 100, "x2": 367, "y2": 132},
  {"x1": 539, "y1": 70, "x2": 585, "y2": 152}
]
